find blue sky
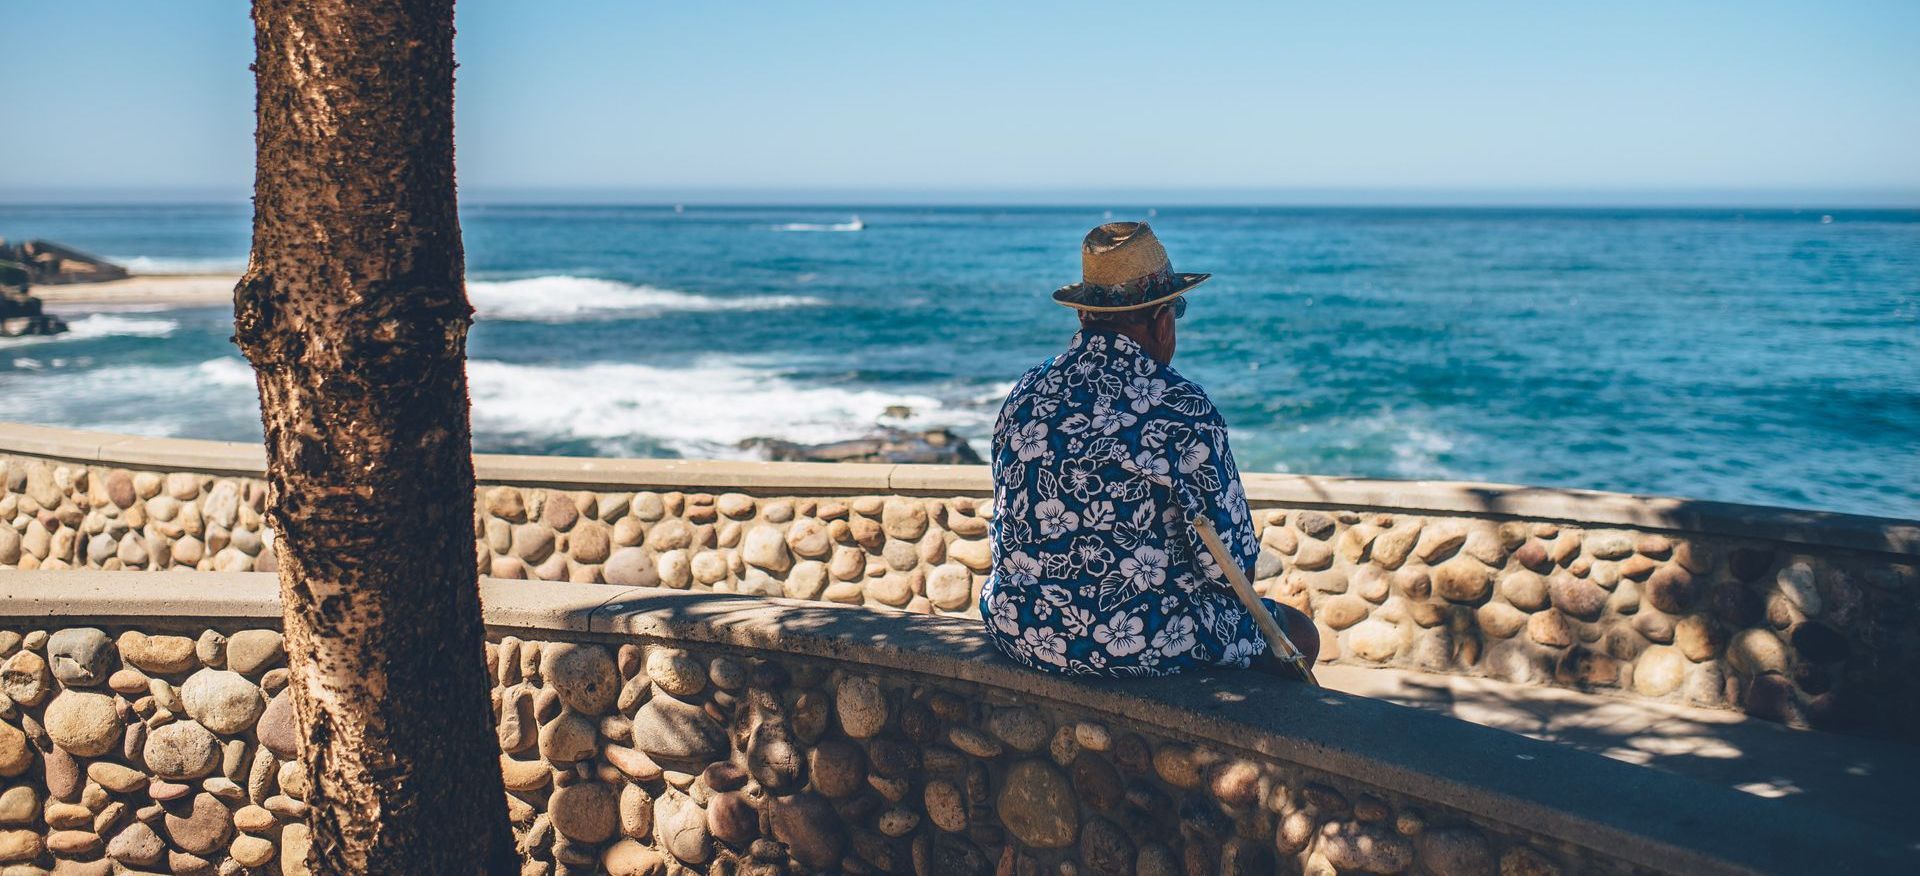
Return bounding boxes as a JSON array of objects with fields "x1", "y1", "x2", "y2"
[{"x1": 3, "y1": 1, "x2": 1916, "y2": 204}]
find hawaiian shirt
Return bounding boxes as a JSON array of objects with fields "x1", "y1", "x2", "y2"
[{"x1": 979, "y1": 329, "x2": 1273, "y2": 677}]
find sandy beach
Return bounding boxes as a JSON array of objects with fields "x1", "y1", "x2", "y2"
[{"x1": 33, "y1": 274, "x2": 241, "y2": 308}]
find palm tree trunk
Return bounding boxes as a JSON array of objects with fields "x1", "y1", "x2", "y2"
[{"x1": 234, "y1": 0, "x2": 514, "y2": 871}]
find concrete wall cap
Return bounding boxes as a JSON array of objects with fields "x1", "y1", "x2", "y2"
[{"x1": 0, "y1": 570, "x2": 281, "y2": 622}]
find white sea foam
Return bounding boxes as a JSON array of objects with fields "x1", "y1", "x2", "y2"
[
  {"x1": 64, "y1": 314, "x2": 180, "y2": 339},
  {"x1": 466, "y1": 357, "x2": 958, "y2": 457},
  {"x1": 465, "y1": 276, "x2": 823, "y2": 322},
  {"x1": 1279, "y1": 411, "x2": 1460, "y2": 480},
  {"x1": 972, "y1": 381, "x2": 1017, "y2": 406},
  {"x1": 0, "y1": 357, "x2": 264, "y2": 441},
  {"x1": 0, "y1": 314, "x2": 178, "y2": 349},
  {"x1": 771, "y1": 219, "x2": 863, "y2": 233},
  {"x1": 0, "y1": 350, "x2": 996, "y2": 462},
  {"x1": 1389, "y1": 423, "x2": 1458, "y2": 479},
  {"x1": 114, "y1": 256, "x2": 249, "y2": 274},
  {"x1": 195, "y1": 357, "x2": 259, "y2": 388}
]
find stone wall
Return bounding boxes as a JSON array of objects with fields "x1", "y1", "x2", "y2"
[
  {"x1": 0, "y1": 572, "x2": 1892, "y2": 875},
  {"x1": 479, "y1": 633, "x2": 1556, "y2": 876},
  {"x1": 0, "y1": 623, "x2": 299, "y2": 874},
  {"x1": 4, "y1": 424, "x2": 1917, "y2": 741}
]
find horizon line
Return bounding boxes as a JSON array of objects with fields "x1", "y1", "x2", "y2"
[{"x1": 5, "y1": 184, "x2": 1919, "y2": 211}]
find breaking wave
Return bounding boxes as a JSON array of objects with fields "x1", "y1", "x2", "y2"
[
  {"x1": 466, "y1": 275, "x2": 823, "y2": 322},
  {"x1": 0, "y1": 314, "x2": 179, "y2": 349},
  {"x1": 63, "y1": 314, "x2": 180, "y2": 339},
  {"x1": 0, "y1": 356, "x2": 262, "y2": 441},
  {"x1": 193, "y1": 357, "x2": 259, "y2": 387},
  {"x1": 114, "y1": 256, "x2": 248, "y2": 274},
  {"x1": 465, "y1": 357, "x2": 957, "y2": 458},
  {"x1": 771, "y1": 218, "x2": 864, "y2": 233},
  {"x1": 1269, "y1": 411, "x2": 1460, "y2": 480},
  {"x1": 0, "y1": 352, "x2": 996, "y2": 462}
]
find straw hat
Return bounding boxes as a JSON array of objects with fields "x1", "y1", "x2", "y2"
[{"x1": 1053, "y1": 222, "x2": 1211, "y2": 312}]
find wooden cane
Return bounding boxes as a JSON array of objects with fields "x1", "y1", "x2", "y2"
[{"x1": 1194, "y1": 518, "x2": 1319, "y2": 686}]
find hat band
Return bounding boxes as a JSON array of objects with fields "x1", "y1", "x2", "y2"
[{"x1": 1072, "y1": 264, "x2": 1183, "y2": 309}]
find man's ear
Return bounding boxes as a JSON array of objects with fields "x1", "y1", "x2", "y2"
[{"x1": 1154, "y1": 305, "x2": 1176, "y2": 341}]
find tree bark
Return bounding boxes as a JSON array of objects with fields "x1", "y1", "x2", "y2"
[{"x1": 235, "y1": 1, "x2": 514, "y2": 872}]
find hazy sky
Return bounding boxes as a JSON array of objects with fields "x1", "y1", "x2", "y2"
[{"x1": 4, "y1": 1, "x2": 1917, "y2": 203}]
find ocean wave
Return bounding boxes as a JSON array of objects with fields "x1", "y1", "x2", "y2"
[
  {"x1": 971, "y1": 381, "x2": 1017, "y2": 406},
  {"x1": 0, "y1": 351, "x2": 994, "y2": 462},
  {"x1": 0, "y1": 357, "x2": 264, "y2": 441},
  {"x1": 1272, "y1": 411, "x2": 1459, "y2": 480},
  {"x1": 771, "y1": 219, "x2": 864, "y2": 233},
  {"x1": 1388, "y1": 421, "x2": 1458, "y2": 479},
  {"x1": 0, "y1": 314, "x2": 179, "y2": 349},
  {"x1": 466, "y1": 358, "x2": 957, "y2": 457},
  {"x1": 65, "y1": 314, "x2": 180, "y2": 339},
  {"x1": 195, "y1": 357, "x2": 259, "y2": 387},
  {"x1": 114, "y1": 256, "x2": 248, "y2": 275},
  {"x1": 466, "y1": 275, "x2": 823, "y2": 322}
]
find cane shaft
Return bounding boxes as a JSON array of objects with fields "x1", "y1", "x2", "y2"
[{"x1": 1194, "y1": 518, "x2": 1319, "y2": 686}]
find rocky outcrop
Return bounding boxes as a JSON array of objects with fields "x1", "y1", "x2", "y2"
[
  {"x1": 0, "y1": 242, "x2": 95, "y2": 338},
  {"x1": 0, "y1": 268, "x2": 66, "y2": 339},
  {"x1": 742, "y1": 427, "x2": 983, "y2": 465},
  {"x1": 0, "y1": 239, "x2": 128, "y2": 286}
]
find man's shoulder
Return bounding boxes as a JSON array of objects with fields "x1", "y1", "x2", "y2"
[
  {"x1": 1149, "y1": 363, "x2": 1225, "y2": 425},
  {"x1": 1008, "y1": 358, "x2": 1058, "y2": 402},
  {"x1": 995, "y1": 358, "x2": 1061, "y2": 434},
  {"x1": 1154, "y1": 360, "x2": 1205, "y2": 393}
]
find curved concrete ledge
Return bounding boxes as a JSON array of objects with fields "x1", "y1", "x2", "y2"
[
  {"x1": 0, "y1": 569, "x2": 1908, "y2": 874},
  {"x1": 3, "y1": 421, "x2": 1913, "y2": 555},
  {"x1": 585, "y1": 590, "x2": 1915, "y2": 875}
]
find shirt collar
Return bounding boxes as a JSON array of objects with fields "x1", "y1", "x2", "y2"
[{"x1": 1068, "y1": 327, "x2": 1147, "y2": 358}]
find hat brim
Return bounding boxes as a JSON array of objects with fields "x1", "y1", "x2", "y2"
[{"x1": 1052, "y1": 273, "x2": 1211, "y2": 312}]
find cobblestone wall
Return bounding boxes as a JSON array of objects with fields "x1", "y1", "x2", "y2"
[
  {"x1": 4, "y1": 454, "x2": 1916, "y2": 739},
  {"x1": 0, "y1": 618, "x2": 1617, "y2": 876}
]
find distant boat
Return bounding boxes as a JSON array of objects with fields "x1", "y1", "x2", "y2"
[{"x1": 846, "y1": 215, "x2": 864, "y2": 231}]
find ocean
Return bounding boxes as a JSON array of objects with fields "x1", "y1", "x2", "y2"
[{"x1": 1, "y1": 204, "x2": 1916, "y2": 518}]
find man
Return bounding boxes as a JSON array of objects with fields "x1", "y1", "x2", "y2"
[{"x1": 980, "y1": 222, "x2": 1318, "y2": 678}]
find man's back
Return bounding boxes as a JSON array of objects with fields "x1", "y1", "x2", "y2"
[{"x1": 981, "y1": 328, "x2": 1267, "y2": 676}]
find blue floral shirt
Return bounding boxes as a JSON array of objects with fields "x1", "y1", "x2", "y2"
[{"x1": 980, "y1": 329, "x2": 1272, "y2": 677}]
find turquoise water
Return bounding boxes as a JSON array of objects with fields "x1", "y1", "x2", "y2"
[{"x1": 1, "y1": 204, "x2": 1916, "y2": 517}]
